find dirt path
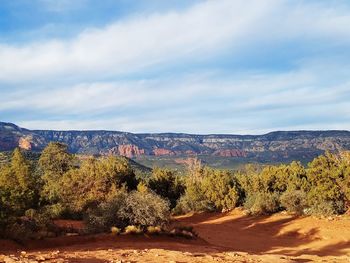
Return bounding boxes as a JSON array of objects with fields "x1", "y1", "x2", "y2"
[
  {"x1": 1, "y1": 209, "x2": 350, "y2": 262},
  {"x1": 177, "y1": 209, "x2": 350, "y2": 257}
]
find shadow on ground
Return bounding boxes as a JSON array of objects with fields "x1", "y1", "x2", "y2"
[
  {"x1": 176, "y1": 211, "x2": 350, "y2": 257},
  {"x1": 1, "y1": 211, "x2": 350, "y2": 261}
]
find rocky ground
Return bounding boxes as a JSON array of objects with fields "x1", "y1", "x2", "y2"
[{"x1": 1, "y1": 209, "x2": 350, "y2": 262}]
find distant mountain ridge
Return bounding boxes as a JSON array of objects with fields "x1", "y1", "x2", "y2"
[{"x1": 1, "y1": 121, "x2": 350, "y2": 164}]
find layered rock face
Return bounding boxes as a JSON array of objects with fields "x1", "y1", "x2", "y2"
[
  {"x1": 117, "y1": 144, "x2": 145, "y2": 158},
  {"x1": 213, "y1": 149, "x2": 247, "y2": 157},
  {"x1": 153, "y1": 148, "x2": 176, "y2": 156},
  {"x1": 1, "y1": 122, "x2": 350, "y2": 162}
]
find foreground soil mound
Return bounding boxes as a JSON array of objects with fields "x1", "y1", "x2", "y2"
[{"x1": 1, "y1": 209, "x2": 350, "y2": 262}]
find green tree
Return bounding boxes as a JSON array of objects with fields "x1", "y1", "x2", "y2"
[
  {"x1": 148, "y1": 168, "x2": 184, "y2": 209},
  {"x1": 306, "y1": 151, "x2": 346, "y2": 214},
  {"x1": 0, "y1": 148, "x2": 36, "y2": 215},
  {"x1": 59, "y1": 157, "x2": 138, "y2": 214},
  {"x1": 39, "y1": 142, "x2": 74, "y2": 203},
  {"x1": 176, "y1": 164, "x2": 242, "y2": 213},
  {"x1": 201, "y1": 168, "x2": 242, "y2": 211}
]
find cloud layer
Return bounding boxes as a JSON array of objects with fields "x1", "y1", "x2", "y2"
[{"x1": 1, "y1": 0, "x2": 350, "y2": 133}]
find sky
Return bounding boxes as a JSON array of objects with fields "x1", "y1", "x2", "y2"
[{"x1": 0, "y1": 0, "x2": 350, "y2": 134}]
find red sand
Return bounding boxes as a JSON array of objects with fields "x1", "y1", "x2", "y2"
[{"x1": 1, "y1": 209, "x2": 350, "y2": 262}]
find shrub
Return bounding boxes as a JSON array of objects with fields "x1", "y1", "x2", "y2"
[
  {"x1": 244, "y1": 192, "x2": 280, "y2": 215},
  {"x1": 173, "y1": 182, "x2": 214, "y2": 214},
  {"x1": 119, "y1": 191, "x2": 170, "y2": 228},
  {"x1": 110, "y1": 226, "x2": 121, "y2": 235},
  {"x1": 124, "y1": 225, "x2": 142, "y2": 235},
  {"x1": 3, "y1": 221, "x2": 36, "y2": 242},
  {"x1": 84, "y1": 190, "x2": 127, "y2": 233},
  {"x1": 307, "y1": 200, "x2": 345, "y2": 217},
  {"x1": 201, "y1": 169, "x2": 242, "y2": 211},
  {"x1": 147, "y1": 226, "x2": 162, "y2": 235},
  {"x1": 174, "y1": 166, "x2": 242, "y2": 214},
  {"x1": 148, "y1": 168, "x2": 185, "y2": 209},
  {"x1": 59, "y1": 157, "x2": 138, "y2": 215},
  {"x1": 280, "y1": 190, "x2": 307, "y2": 215},
  {"x1": 306, "y1": 152, "x2": 346, "y2": 213},
  {"x1": 43, "y1": 204, "x2": 66, "y2": 219}
]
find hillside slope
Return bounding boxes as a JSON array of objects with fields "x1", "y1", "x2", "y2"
[{"x1": 1, "y1": 121, "x2": 350, "y2": 165}]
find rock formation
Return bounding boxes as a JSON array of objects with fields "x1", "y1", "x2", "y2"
[{"x1": 1, "y1": 122, "x2": 350, "y2": 164}]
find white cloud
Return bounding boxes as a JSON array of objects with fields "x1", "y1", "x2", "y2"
[
  {"x1": 3, "y1": 60, "x2": 350, "y2": 133},
  {"x1": 1, "y1": 0, "x2": 349, "y2": 83},
  {"x1": 2, "y1": 0, "x2": 350, "y2": 133}
]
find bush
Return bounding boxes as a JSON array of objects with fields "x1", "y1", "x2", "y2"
[
  {"x1": 244, "y1": 192, "x2": 280, "y2": 215},
  {"x1": 147, "y1": 226, "x2": 162, "y2": 235},
  {"x1": 280, "y1": 190, "x2": 307, "y2": 215},
  {"x1": 306, "y1": 152, "x2": 347, "y2": 214},
  {"x1": 110, "y1": 226, "x2": 121, "y2": 235},
  {"x1": 119, "y1": 191, "x2": 170, "y2": 228},
  {"x1": 84, "y1": 190, "x2": 127, "y2": 233},
  {"x1": 173, "y1": 182, "x2": 214, "y2": 214},
  {"x1": 307, "y1": 200, "x2": 345, "y2": 217},
  {"x1": 174, "y1": 166, "x2": 242, "y2": 214},
  {"x1": 43, "y1": 204, "x2": 66, "y2": 219},
  {"x1": 201, "y1": 169, "x2": 242, "y2": 211},
  {"x1": 1, "y1": 214, "x2": 62, "y2": 241},
  {"x1": 124, "y1": 225, "x2": 142, "y2": 235},
  {"x1": 148, "y1": 168, "x2": 185, "y2": 209},
  {"x1": 59, "y1": 157, "x2": 138, "y2": 215}
]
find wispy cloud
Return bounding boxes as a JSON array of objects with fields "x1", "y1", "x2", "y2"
[
  {"x1": 1, "y1": 0, "x2": 350, "y2": 133},
  {"x1": 1, "y1": 0, "x2": 349, "y2": 83},
  {"x1": 3, "y1": 62, "x2": 350, "y2": 133}
]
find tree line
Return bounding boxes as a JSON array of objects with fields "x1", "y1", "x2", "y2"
[{"x1": 0, "y1": 142, "x2": 350, "y2": 240}]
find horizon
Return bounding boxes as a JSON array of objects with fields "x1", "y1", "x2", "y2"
[
  {"x1": 1, "y1": 0, "x2": 350, "y2": 133},
  {"x1": 2, "y1": 120, "x2": 350, "y2": 136}
]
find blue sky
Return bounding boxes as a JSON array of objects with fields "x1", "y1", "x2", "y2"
[{"x1": 0, "y1": 0, "x2": 350, "y2": 134}]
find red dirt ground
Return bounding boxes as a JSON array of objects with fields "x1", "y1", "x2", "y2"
[{"x1": 1, "y1": 209, "x2": 350, "y2": 262}]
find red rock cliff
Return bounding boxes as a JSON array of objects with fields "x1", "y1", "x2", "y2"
[
  {"x1": 153, "y1": 148, "x2": 175, "y2": 156},
  {"x1": 117, "y1": 144, "x2": 145, "y2": 158},
  {"x1": 213, "y1": 149, "x2": 247, "y2": 157}
]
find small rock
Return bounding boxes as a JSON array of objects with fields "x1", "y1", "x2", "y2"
[
  {"x1": 226, "y1": 252, "x2": 239, "y2": 257},
  {"x1": 4, "y1": 257, "x2": 17, "y2": 263},
  {"x1": 35, "y1": 255, "x2": 46, "y2": 261}
]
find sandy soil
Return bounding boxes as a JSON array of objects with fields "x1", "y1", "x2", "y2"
[{"x1": 1, "y1": 209, "x2": 350, "y2": 262}]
